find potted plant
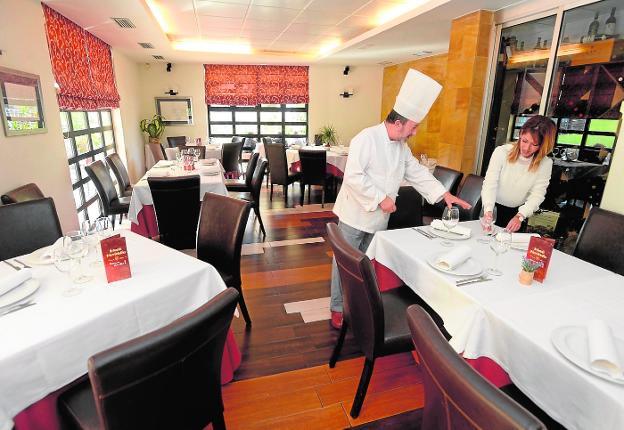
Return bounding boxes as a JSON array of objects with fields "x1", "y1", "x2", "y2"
[
  {"x1": 519, "y1": 256, "x2": 543, "y2": 286},
  {"x1": 140, "y1": 115, "x2": 165, "y2": 144},
  {"x1": 318, "y1": 125, "x2": 338, "y2": 146}
]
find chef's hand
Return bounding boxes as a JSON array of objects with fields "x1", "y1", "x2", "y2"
[
  {"x1": 505, "y1": 215, "x2": 523, "y2": 233},
  {"x1": 442, "y1": 192, "x2": 471, "y2": 209},
  {"x1": 379, "y1": 196, "x2": 397, "y2": 214}
]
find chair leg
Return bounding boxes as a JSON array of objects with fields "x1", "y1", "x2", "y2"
[
  {"x1": 270, "y1": 183, "x2": 273, "y2": 201},
  {"x1": 307, "y1": 185, "x2": 311, "y2": 205},
  {"x1": 321, "y1": 186, "x2": 325, "y2": 208},
  {"x1": 284, "y1": 185, "x2": 288, "y2": 206},
  {"x1": 211, "y1": 411, "x2": 226, "y2": 430},
  {"x1": 329, "y1": 320, "x2": 348, "y2": 368},
  {"x1": 110, "y1": 214, "x2": 116, "y2": 230},
  {"x1": 350, "y1": 358, "x2": 375, "y2": 418},
  {"x1": 300, "y1": 182, "x2": 305, "y2": 206},
  {"x1": 238, "y1": 291, "x2": 252, "y2": 326},
  {"x1": 253, "y1": 204, "x2": 266, "y2": 238}
]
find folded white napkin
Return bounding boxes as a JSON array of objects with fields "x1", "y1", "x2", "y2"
[
  {"x1": 0, "y1": 268, "x2": 32, "y2": 297},
  {"x1": 198, "y1": 158, "x2": 218, "y2": 166},
  {"x1": 39, "y1": 237, "x2": 65, "y2": 262},
  {"x1": 146, "y1": 169, "x2": 170, "y2": 178},
  {"x1": 587, "y1": 319, "x2": 624, "y2": 381},
  {"x1": 198, "y1": 165, "x2": 222, "y2": 176},
  {"x1": 430, "y1": 220, "x2": 471, "y2": 237},
  {"x1": 510, "y1": 233, "x2": 540, "y2": 245},
  {"x1": 435, "y1": 245, "x2": 472, "y2": 270}
]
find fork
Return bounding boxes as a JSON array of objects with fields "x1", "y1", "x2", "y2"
[
  {"x1": 456, "y1": 275, "x2": 490, "y2": 286},
  {"x1": 13, "y1": 258, "x2": 31, "y2": 269},
  {"x1": 412, "y1": 227, "x2": 434, "y2": 239},
  {"x1": 2, "y1": 260, "x2": 21, "y2": 271},
  {"x1": 0, "y1": 301, "x2": 35, "y2": 317}
]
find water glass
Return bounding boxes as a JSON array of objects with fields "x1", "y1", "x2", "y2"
[
  {"x1": 64, "y1": 231, "x2": 93, "y2": 285},
  {"x1": 487, "y1": 231, "x2": 511, "y2": 276},
  {"x1": 441, "y1": 207, "x2": 460, "y2": 247},
  {"x1": 477, "y1": 206, "x2": 497, "y2": 244}
]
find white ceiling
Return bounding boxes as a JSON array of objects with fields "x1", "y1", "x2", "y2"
[{"x1": 43, "y1": 0, "x2": 524, "y2": 65}]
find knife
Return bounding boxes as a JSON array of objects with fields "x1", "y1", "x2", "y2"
[
  {"x1": 412, "y1": 228, "x2": 433, "y2": 239},
  {"x1": 0, "y1": 301, "x2": 36, "y2": 317},
  {"x1": 456, "y1": 277, "x2": 492, "y2": 286}
]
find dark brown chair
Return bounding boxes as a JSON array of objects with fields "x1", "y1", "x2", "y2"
[
  {"x1": 147, "y1": 176, "x2": 200, "y2": 250},
  {"x1": 423, "y1": 166, "x2": 464, "y2": 220},
  {"x1": 1, "y1": 183, "x2": 45, "y2": 205},
  {"x1": 265, "y1": 143, "x2": 300, "y2": 206},
  {"x1": 105, "y1": 153, "x2": 133, "y2": 198},
  {"x1": 146, "y1": 143, "x2": 165, "y2": 164},
  {"x1": 457, "y1": 174, "x2": 484, "y2": 221},
  {"x1": 0, "y1": 198, "x2": 62, "y2": 260},
  {"x1": 298, "y1": 149, "x2": 331, "y2": 207},
  {"x1": 58, "y1": 287, "x2": 240, "y2": 430},
  {"x1": 197, "y1": 194, "x2": 252, "y2": 326},
  {"x1": 222, "y1": 141, "x2": 243, "y2": 178},
  {"x1": 225, "y1": 152, "x2": 259, "y2": 193},
  {"x1": 180, "y1": 145, "x2": 206, "y2": 160},
  {"x1": 166, "y1": 136, "x2": 187, "y2": 148},
  {"x1": 388, "y1": 186, "x2": 424, "y2": 230},
  {"x1": 242, "y1": 137, "x2": 257, "y2": 153},
  {"x1": 85, "y1": 161, "x2": 130, "y2": 229},
  {"x1": 239, "y1": 159, "x2": 268, "y2": 238},
  {"x1": 326, "y1": 222, "x2": 448, "y2": 418},
  {"x1": 406, "y1": 305, "x2": 546, "y2": 430},
  {"x1": 573, "y1": 207, "x2": 624, "y2": 276}
]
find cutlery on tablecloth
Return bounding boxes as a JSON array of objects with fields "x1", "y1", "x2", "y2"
[
  {"x1": 456, "y1": 276, "x2": 491, "y2": 286},
  {"x1": 0, "y1": 301, "x2": 36, "y2": 317},
  {"x1": 412, "y1": 228, "x2": 433, "y2": 239},
  {"x1": 13, "y1": 259, "x2": 31, "y2": 269},
  {"x1": 2, "y1": 260, "x2": 21, "y2": 271}
]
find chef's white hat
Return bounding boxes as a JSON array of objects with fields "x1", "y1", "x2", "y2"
[{"x1": 393, "y1": 69, "x2": 442, "y2": 123}]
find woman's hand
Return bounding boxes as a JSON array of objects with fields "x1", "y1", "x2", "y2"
[
  {"x1": 505, "y1": 214, "x2": 523, "y2": 232},
  {"x1": 484, "y1": 211, "x2": 493, "y2": 222}
]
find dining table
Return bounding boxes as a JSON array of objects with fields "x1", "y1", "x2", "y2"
[
  {"x1": 129, "y1": 160, "x2": 228, "y2": 238},
  {"x1": 0, "y1": 230, "x2": 241, "y2": 430},
  {"x1": 366, "y1": 221, "x2": 624, "y2": 430}
]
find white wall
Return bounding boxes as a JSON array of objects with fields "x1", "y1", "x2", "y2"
[
  {"x1": 309, "y1": 65, "x2": 383, "y2": 145},
  {"x1": 0, "y1": 0, "x2": 78, "y2": 232}
]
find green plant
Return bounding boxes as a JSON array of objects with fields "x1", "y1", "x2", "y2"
[
  {"x1": 318, "y1": 125, "x2": 337, "y2": 145},
  {"x1": 140, "y1": 115, "x2": 165, "y2": 140},
  {"x1": 521, "y1": 256, "x2": 543, "y2": 273}
]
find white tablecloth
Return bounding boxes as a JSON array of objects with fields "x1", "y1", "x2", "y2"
[
  {"x1": 285, "y1": 147, "x2": 348, "y2": 174},
  {"x1": 366, "y1": 221, "x2": 624, "y2": 430},
  {"x1": 165, "y1": 146, "x2": 222, "y2": 161},
  {"x1": 0, "y1": 231, "x2": 227, "y2": 430},
  {"x1": 128, "y1": 160, "x2": 228, "y2": 224}
]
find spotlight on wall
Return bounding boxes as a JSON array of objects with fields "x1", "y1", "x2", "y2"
[
  {"x1": 165, "y1": 89, "x2": 178, "y2": 96},
  {"x1": 339, "y1": 89, "x2": 354, "y2": 98},
  {"x1": 166, "y1": 62, "x2": 172, "y2": 72},
  {"x1": 343, "y1": 65, "x2": 350, "y2": 75}
]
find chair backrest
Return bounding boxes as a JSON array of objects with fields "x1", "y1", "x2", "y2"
[
  {"x1": 242, "y1": 137, "x2": 257, "y2": 152},
  {"x1": 299, "y1": 149, "x2": 327, "y2": 186},
  {"x1": 180, "y1": 145, "x2": 206, "y2": 160},
  {"x1": 457, "y1": 174, "x2": 484, "y2": 221},
  {"x1": 433, "y1": 166, "x2": 463, "y2": 194},
  {"x1": 573, "y1": 207, "x2": 624, "y2": 276},
  {"x1": 0, "y1": 198, "x2": 62, "y2": 260},
  {"x1": 314, "y1": 134, "x2": 323, "y2": 146},
  {"x1": 265, "y1": 143, "x2": 289, "y2": 185},
  {"x1": 166, "y1": 136, "x2": 186, "y2": 148},
  {"x1": 147, "y1": 176, "x2": 201, "y2": 250},
  {"x1": 105, "y1": 153, "x2": 131, "y2": 192},
  {"x1": 87, "y1": 287, "x2": 239, "y2": 430},
  {"x1": 1, "y1": 183, "x2": 44, "y2": 204},
  {"x1": 261, "y1": 137, "x2": 273, "y2": 145},
  {"x1": 406, "y1": 305, "x2": 546, "y2": 430},
  {"x1": 388, "y1": 186, "x2": 423, "y2": 230},
  {"x1": 85, "y1": 161, "x2": 119, "y2": 215},
  {"x1": 231, "y1": 136, "x2": 244, "y2": 144},
  {"x1": 147, "y1": 143, "x2": 165, "y2": 163},
  {"x1": 326, "y1": 223, "x2": 384, "y2": 360},
  {"x1": 197, "y1": 193, "x2": 252, "y2": 286},
  {"x1": 250, "y1": 159, "x2": 268, "y2": 203},
  {"x1": 221, "y1": 141, "x2": 243, "y2": 174},
  {"x1": 244, "y1": 152, "x2": 260, "y2": 188}
]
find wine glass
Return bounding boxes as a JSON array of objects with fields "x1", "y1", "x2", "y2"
[
  {"x1": 487, "y1": 231, "x2": 511, "y2": 276},
  {"x1": 477, "y1": 206, "x2": 497, "y2": 244},
  {"x1": 440, "y1": 207, "x2": 460, "y2": 247},
  {"x1": 64, "y1": 230, "x2": 93, "y2": 285},
  {"x1": 81, "y1": 220, "x2": 99, "y2": 267}
]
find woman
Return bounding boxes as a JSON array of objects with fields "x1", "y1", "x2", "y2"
[{"x1": 481, "y1": 115, "x2": 556, "y2": 232}]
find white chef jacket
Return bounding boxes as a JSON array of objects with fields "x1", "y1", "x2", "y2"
[{"x1": 333, "y1": 122, "x2": 447, "y2": 233}]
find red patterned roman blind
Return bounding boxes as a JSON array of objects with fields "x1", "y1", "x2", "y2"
[
  {"x1": 42, "y1": 4, "x2": 120, "y2": 110},
  {"x1": 204, "y1": 64, "x2": 308, "y2": 106}
]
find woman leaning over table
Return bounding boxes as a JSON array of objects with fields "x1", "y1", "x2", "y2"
[{"x1": 481, "y1": 115, "x2": 556, "y2": 232}]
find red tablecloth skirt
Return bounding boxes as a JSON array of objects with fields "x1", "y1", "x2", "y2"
[{"x1": 372, "y1": 259, "x2": 512, "y2": 388}]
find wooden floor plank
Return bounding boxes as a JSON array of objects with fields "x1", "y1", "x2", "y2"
[
  {"x1": 247, "y1": 404, "x2": 350, "y2": 430},
  {"x1": 242, "y1": 264, "x2": 332, "y2": 290},
  {"x1": 346, "y1": 384, "x2": 425, "y2": 427}
]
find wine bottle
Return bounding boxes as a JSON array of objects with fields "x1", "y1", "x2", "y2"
[
  {"x1": 588, "y1": 11, "x2": 599, "y2": 41},
  {"x1": 606, "y1": 7, "x2": 617, "y2": 37},
  {"x1": 543, "y1": 39, "x2": 548, "y2": 49},
  {"x1": 534, "y1": 37, "x2": 542, "y2": 49},
  {"x1": 520, "y1": 41, "x2": 525, "y2": 51}
]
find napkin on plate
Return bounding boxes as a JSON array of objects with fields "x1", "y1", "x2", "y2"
[
  {"x1": 38, "y1": 237, "x2": 65, "y2": 263},
  {"x1": 435, "y1": 245, "x2": 472, "y2": 270},
  {"x1": 198, "y1": 165, "x2": 222, "y2": 176},
  {"x1": 0, "y1": 268, "x2": 32, "y2": 297},
  {"x1": 587, "y1": 319, "x2": 624, "y2": 381},
  {"x1": 510, "y1": 233, "x2": 540, "y2": 245},
  {"x1": 198, "y1": 158, "x2": 218, "y2": 166},
  {"x1": 146, "y1": 169, "x2": 169, "y2": 178},
  {"x1": 430, "y1": 220, "x2": 471, "y2": 237}
]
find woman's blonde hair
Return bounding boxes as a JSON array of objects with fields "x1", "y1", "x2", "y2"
[{"x1": 507, "y1": 115, "x2": 556, "y2": 172}]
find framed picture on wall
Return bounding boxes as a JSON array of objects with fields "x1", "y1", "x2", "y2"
[
  {"x1": 155, "y1": 97, "x2": 193, "y2": 125},
  {"x1": 0, "y1": 66, "x2": 47, "y2": 136}
]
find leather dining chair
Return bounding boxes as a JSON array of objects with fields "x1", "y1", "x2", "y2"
[
  {"x1": 146, "y1": 142, "x2": 165, "y2": 165},
  {"x1": 265, "y1": 142, "x2": 300, "y2": 206},
  {"x1": 422, "y1": 165, "x2": 464, "y2": 221},
  {"x1": 197, "y1": 194, "x2": 252, "y2": 326},
  {"x1": 222, "y1": 141, "x2": 243, "y2": 178},
  {"x1": 573, "y1": 207, "x2": 624, "y2": 276},
  {"x1": 456, "y1": 174, "x2": 484, "y2": 221},
  {"x1": 388, "y1": 186, "x2": 424, "y2": 230},
  {"x1": 166, "y1": 135, "x2": 187, "y2": 148},
  {"x1": 225, "y1": 152, "x2": 259, "y2": 193},
  {"x1": 298, "y1": 149, "x2": 331, "y2": 207},
  {"x1": 326, "y1": 222, "x2": 449, "y2": 418},
  {"x1": 238, "y1": 159, "x2": 268, "y2": 238},
  {"x1": 1, "y1": 183, "x2": 45, "y2": 204},
  {"x1": 147, "y1": 176, "x2": 201, "y2": 250},
  {"x1": 105, "y1": 153, "x2": 133, "y2": 198},
  {"x1": 406, "y1": 305, "x2": 546, "y2": 430},
  {"x1": 0, "y1": 198, "x2": 63, "y2": 260},
  {"x1": 180, "y1": 145, "x2": 206, "y2": 160},
  {"x1": 85, "y1": 161, "x2": 130, "y2": 230},
  {"x1": 58, "y1": 287, "x2": 240, "y2": 430}
]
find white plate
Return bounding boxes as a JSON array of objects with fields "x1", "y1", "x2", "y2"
[
  {"x1": 428, "y1": 226, "x2": 471, "y2": 240},
  {"x1": 0, "y1": 279, "x2": 40, "y2": 309},
  {"x1": 426, "y1": 253, "x2": 483, "y2": 276},
  {"x1": 510, "y1": 243, "x2": 529, "y2": 251},
  {"x1": 21, "y1": 246, "x2": 55, "y2": 266},
  {"x1": 551, "y1": 326, "x2": 624, "y2": 385}
]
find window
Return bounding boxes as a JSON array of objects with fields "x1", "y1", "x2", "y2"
[
  {"x1": 208, "y1": 103, "x2": 308, "y2": 144},
  {"x1": 61, "y1": 110, "x2": 116, "y2": 224}
]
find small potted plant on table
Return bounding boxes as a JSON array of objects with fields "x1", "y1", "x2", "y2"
[{"x1": 519, "y1": 256, "x2": 543, "y2": 286}]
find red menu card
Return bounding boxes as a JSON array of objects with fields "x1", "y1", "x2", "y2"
[
  {"x1": 526, "y1": 237, "x2": 555, "y2": 283},
  {"x1": 101, "y1": 235, "x2": 132, "y2": 283}
]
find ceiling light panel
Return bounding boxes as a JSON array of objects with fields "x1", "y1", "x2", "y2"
[
  {"x1": 197, "y1": 16, "x2": 244, "y2": 29},
  {"x1": 241, "y1": 19, "x2": 287, "y2": 31},
  {"x1": 195, "y1": 1, "x2": 250, "y2": 18},
  {"x1": 294, "y1": 9, "x2": 347, "y2": 26},
  {"x1": 246, "y1": 5, "x2": 301, "y2": 21},
  {"x1": 252, "y1": 0, "x2": 311, "y2": 8},
  {"x1": 306, "y1": 0, "x2": 371, "y2": 13}
]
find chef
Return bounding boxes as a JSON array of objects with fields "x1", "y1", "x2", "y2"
[{"x1": 329, "y1": 69, "x2": 471, "y2": 329}]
